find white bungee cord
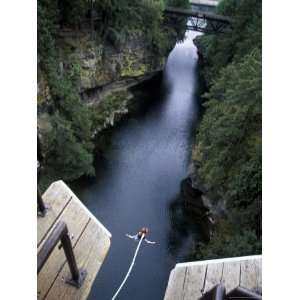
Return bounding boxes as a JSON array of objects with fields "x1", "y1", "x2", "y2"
[{"x1": 111, "y1": 233, "x2": 145, "y2": 300}]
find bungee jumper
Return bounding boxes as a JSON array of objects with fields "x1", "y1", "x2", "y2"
[
  {"x1": 126, "y1": 227, "x2": 156, "y2": 244},
  {"x1": 111, "y1": 227, "x2": 156, "y2": 300}
]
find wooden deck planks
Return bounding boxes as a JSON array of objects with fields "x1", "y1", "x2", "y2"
[
  {"x1": 37, "y1": 180, "x2": 111, "y2": 300},
  {"x1": 45, "y1": 218, "x2": 111, "y2": 300},
  {"x1": 38, "y1": 182, "x2": 72, "y2": 246},
  {"x1": 164, "y1": 266, "x2": 187, "y2": 300},
  {"x1": 37, "y1": 198, "x2": 90, "y2": 299},
  {"x1": 254, "y1": 258, "x2": 262, "y2": 293},
  {"x1": 182, "y1": 264, "x2": 207, "y2": 299},
  {"x1": 240, "y1": 258, "x2": 262, "y2": 294},
  {"x1": 221, "y1": 261, "x2": 240, "y2": 293},
  {"x1": 203, "y1": 262, "x2": 224, "y2": 293},
  {"x1": 164, "y1": 256, "x2": 261, "y2": 300}
]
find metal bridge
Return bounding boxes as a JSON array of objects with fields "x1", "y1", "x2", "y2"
[
  {"x1": 76, "y1": 1, "x2": 232, "y2": 35},
  {"x1": 164, "y1": 7, "x2": 233, "y2": 34}
]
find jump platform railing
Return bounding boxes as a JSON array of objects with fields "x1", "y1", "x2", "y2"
[
  {"x1": 37, "y1": 163, "x2": 86, "y2": 289},
  {"x1": 37, "y1": 180, "x2": 111, "y2": 300},
  {"x1": 37, "y1": 221, "x2": 87, "y2": 288}
]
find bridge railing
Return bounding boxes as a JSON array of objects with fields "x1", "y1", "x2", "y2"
[{"x1": 164, "y1": 7, "x2": 233, "y2": 34}]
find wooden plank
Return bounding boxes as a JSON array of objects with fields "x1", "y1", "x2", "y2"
[
  {"x1": 56, "y1": 180, "x2": 112, "y2": 239},
  {"x1": 240, "y1": 258, "x2": 262, "y2": 294},
  {"x1": 164, "y1": 269, "x2": 176, "y2": 300},
  {"x1": 203, "y1": 262, "x2": 223, "y2": 293},
  {"x1": 45, "y1": 218, "x2": 111, "y2": 300},
  {"x1": 38, "y1": 182, "x2": 72, "y2": 246},
  {"x1": 221, "y1": 261, "x2": 240, "y2": 293},
  {"x1": 253, "y1": 258, "x2": 262, "y2": 294},
  {"x1": 182, "y1": 264, "x2": 207, "y2": 299},
  {"x1": 164, "y1": 256, "x2": 262, "y2": 299},
  {"x1": 37, "y1": 198, "x2": 90, "y2": 300},
  {"x1": 164, "y1": 266, "x2": 187, "y2": 300}
]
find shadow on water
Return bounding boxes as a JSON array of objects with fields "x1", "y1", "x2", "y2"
[
  {"x1": 167, "y1": 194, "x2": 197, "y2": 258},
  {"x1": 70, "y1": 30, "x2": 205, "y2": 300}
]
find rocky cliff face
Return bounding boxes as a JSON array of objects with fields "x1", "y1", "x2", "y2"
[
  {"x1": 38, "y1": 30, "x2": 171, "y2": 108},
  {"x1": 37, "y1": 29, "x2": 177, "y2": 189},
  {"x1": 37, "y1": 30, "x2": 175, "y2": 141}
]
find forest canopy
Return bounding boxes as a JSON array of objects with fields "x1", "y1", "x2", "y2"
[{"x1": 192, "y1": 0, "x2": 262, "y2": 259}]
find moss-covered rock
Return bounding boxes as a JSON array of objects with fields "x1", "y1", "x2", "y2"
[
  {"x1": 92, "y1": 90, "x2": 133, "y2": 132},
  {"x1": 37, "y1": 71, "x2": 51, "y2": 105}
]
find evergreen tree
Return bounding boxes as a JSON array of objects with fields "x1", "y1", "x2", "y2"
[{"x1": 192, "y1": 0, "x2": 262, "y2": 259}]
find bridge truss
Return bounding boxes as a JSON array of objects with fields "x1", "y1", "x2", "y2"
[{"x1": 164, "y1": 7, "x2": 233, "y2": 34}]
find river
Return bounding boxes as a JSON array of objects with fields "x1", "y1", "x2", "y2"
[{"x1": 71, "y1": 30, "x2": 202, "y2": 300}]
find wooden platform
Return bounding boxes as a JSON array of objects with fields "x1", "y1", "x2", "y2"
[
  {"x1": 37, "y1": 180, "x2": 111, "y2": 300},
  {"x1": 164, "y1": 255, "x2": 262, "y2": 300}
]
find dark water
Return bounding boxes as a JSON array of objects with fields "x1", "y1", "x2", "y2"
[{"x1": 71, "y1": 30, "x2": 202, "y2": 300}]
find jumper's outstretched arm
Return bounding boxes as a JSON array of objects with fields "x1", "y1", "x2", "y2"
[
  {"x1": 144, "y1": 239, "x2": 156, "y2": 244},
  {"x1": 126, "y1": 232, "x2": 156, "y2": 244},
  {"x1": 126, "y1": 233, "x2": 138, "y2": 240}
]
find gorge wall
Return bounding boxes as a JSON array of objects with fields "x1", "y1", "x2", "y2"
[
  {"x1": 37, "y1": 23, "x2": 178, "y2": 188},
  {"x1": 38, "y1": 29, "x2": 174, "y2": 124}
]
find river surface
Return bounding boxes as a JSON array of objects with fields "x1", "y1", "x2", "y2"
[{"x1": 72, "y1": 30, "x2": 202, "y2": 300}]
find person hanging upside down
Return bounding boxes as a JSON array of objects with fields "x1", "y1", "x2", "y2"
[{"x1": 126, "y1": 227, "x2": 156, "y2": 244}]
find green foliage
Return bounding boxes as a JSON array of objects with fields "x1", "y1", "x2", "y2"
[
  {"x1": 192, "y1": 0, "x2": 262, "y2": 258},
  {"x1": 38, "y1": 0, "x2": 96, "y2": 184},
  {"x1": 38, "y1": 0, "x2": 188, "y2": 57},
  {"x1": 38, "y1": 0, "x2": 96, "y2": 182},
  {"x1": 200, "y1": 0, "x2": 262, "y2": 84},
  {"x1": 193, "y1": 49, "x2": 262, "y2": 236},
  {"x1": 42, "y1": 64, "x2": 95, "y2": 183},
  {"x1": 167, "y1": 0, "x2": 189, "y2": 8},
  {"x1": 192, "y1": 217, "x2": 261, "y2": 260},
  {"x1": 37, "y1": 0, "x2": 58, "y2": 56},
  {"x1": 194, "y1": 229, "x2": 261, "y2": 260},
  {"x1": 44, "y1": 112, "x2": 95, "y2": 181},
  {"x1": 140, "y1": 0, "x2": 165, "y2": 55},
  {"x1": 96, "y1": 0, "x2": 183, "y2": 55},
  {"x1": 58, "y1": 0, "x2": 89, "y2": 28},
  {"x1": 193, "y1": 49, "x2": 261, "y2": 193},
  {"x1": 164, "y1": 0, "x2": 190, "y2": 42},
  {"x1": 91, "y1": 91, "x2": 130, "y2": 128}
]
